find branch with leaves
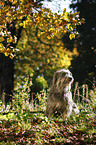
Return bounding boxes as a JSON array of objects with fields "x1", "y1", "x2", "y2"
[{"x1": 0, "y1": 0, "x2": 84, "y2": 58}]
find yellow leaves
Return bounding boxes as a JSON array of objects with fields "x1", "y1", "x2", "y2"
[
  {"x1": 0, "y1": 9, "x2": 2, "y2": 17},
  {"x1": 16, "y1": 27, "x2": 81, "y2": 73},
  {"x1": 0, "y1": 37, "x2": 4, "y2": 42},
  {"x1": 80, "y1": 18, "x2": 85, "y2": 23},
  {"x1": 54, "y1": 19, "x2": 58, "y2": 24},
  {"x1": 19, "y1": 18, "x2": 33, "y2": 28},
  {"x1": 6, "y1": 11, "x2": 12, "y2": 22},
  {"x1": 72, "y1": 20, "x2": 77, "y2": 24},
  {"x1": 69, "y1": 13, "x2": 74, "y2": 19},
  {"x1": 64, "y1": 29, "x2": 67, "y2": 33},
  {"x1": 69, "y1": 33, "x2": 75, "y2": 40},
  {"x1": 73, "y1": 12, "x2": 80, "y2": 17},
  {"x1": 20, "y1": 0, "x2": 24, "y2": 3},
  {"x1": 0, "y1": 0, "x2": 85, "y2": 59},
  {"x1": 13, "y1": 13, "x2": 19, "y2": 20},
  {"x1": 47, "y1": 59, "x2": 50, "y2": 63},
  {"x1": 6, "y1": 17, "x2": 11, "y2": 22},
  {"x1": 2, "y1": 6, "x2": 10, "y2": 13},
  {"x1": 0, "y1": 43, "x2": 5, "y2": 52},
  {"x1": 5, "y1": 52, "x2": 9, "y2": 56},
  {"x1": 0, "y1": 45, "x2": 13, "y2": 58},
  {"x1": 19, "y1": 23, "x2": 23, "y2": 26},
  {"x1": 7, "y1": 37, "x2": 13, "y2": 43},
  {"x1": 47, "y1": 36, "x2": 51, "y2": 40},
  {"x1": 60, "y1": 58, "x2": 70, "y2": 68},
  {"x1": 38, "y1": 32, "x2": 45, "y2": 38},
  {"x1": 23, "y1": 21, "x2": 26, "y2": 28},
  {"x1": 55, "y1": 48, "x2": 72, "y2": 68},
  {"x1": 56, "y1": 29, "x2": 59, "y2": 34},
  {"x1": 0, "y1": 1, "x2": 4, "y2": 7},
  {"x1": 64, "y1": 12, "x2": 69, "y2": 21},
  {"x1": 41, "y1": 8, "x2": 51, "y2": 13},
  {"x1": 45, "y1": 24, "x2": 48, "y2": 27},
  {"x1": 6, "y1": 12, "x2": 11, "y2": 17},
  {"x1": 49, "y1": 28, "x2": 54, "y2": 32},
  {"x1": 67, "y1": 24, "x2": 73, "y2": 31},
  {"x1": 63, "y1": 8, "x2": 66, "y2": 14},
  {"x1": 47, "y1": 13, "x2": 53, "y2": 19},
  {"x1": 13, "y1": 0, "x2": 18, "y2": 5},
  {"x1": 73, "y1": 48, "x2": 79, "y2": 56},
  {"x1": 35, "y1": 17, "x2": 40, "y2": 24},
  {"x1": 40, "y1": 32, "x2": 45, "y2": 35},
  {"x1": 56, "y1": 42, "x2": 61, "y2": 47},
  {"x1": 17, "y1": 13, "x2": 24, "y2": 20},
  {"x1": 72, "y1": 20, "x2": 77, "y2": 28}
]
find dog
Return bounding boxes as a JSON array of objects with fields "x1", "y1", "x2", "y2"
[{"x1": 45, "y1": 69, "x2": 79, "y2": 118}]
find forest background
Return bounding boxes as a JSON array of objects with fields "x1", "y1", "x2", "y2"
[
  {"x1": 0, "y1": 0, "x2": 96, "y2": 144},
  {"x1": 0, "y1": 0, "x2": 96, "y2": 103}
]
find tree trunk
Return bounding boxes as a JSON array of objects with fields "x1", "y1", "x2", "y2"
[{"x1": 0, "y1": 53, "x2": 14, "y2": 103}]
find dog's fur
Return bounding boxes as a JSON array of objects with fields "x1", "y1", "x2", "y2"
[{"x1": 45, "y1": 69, "x2": 79, "y2": 118}]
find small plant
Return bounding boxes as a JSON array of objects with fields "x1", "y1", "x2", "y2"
[
  {"x1": 12, "y1": 76, "x2": 32, "y2": 113},
  {"x1": 36, "y1": 89, "x2": 49, "y2": 111},
  {"x1": 0, "y1": 100, "x2": 11, "y2": 115}
]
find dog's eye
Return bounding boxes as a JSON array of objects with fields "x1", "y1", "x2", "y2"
[
  {"x1": 62, "y1": 72, "x2": 66, "y2": 76},
  {"x1": 68, "y1": 78, "x2": 72, "y2": 82}
]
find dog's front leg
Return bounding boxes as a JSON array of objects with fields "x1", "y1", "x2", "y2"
[
  {"x1": 67, "y1": 104, "x2": 73, "y2": 117},
  {"x1": 45, "y1": 104, "x2": 54, "y2": 117}
]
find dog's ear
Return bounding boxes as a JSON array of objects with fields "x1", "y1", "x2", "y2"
[
  {"x1": 53, "y1": 73, "x2": 57, "y2": 85},
  {"x1": 53, "y1": 72, "x2": 59, "y2": 85}
]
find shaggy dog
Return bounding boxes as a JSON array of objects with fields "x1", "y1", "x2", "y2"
[{"x1": 45, "y1": 69, "x2": 79, "y2": 118}]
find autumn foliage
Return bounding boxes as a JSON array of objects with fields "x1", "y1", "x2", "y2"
[
  {"x1": 0, "y1": 1, "x2": 96, "y2": 144},
  {"x1": 0, "y1": 0, "x2": 84, "y2": 58}
]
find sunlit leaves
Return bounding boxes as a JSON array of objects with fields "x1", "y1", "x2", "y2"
[
  {"x1": 0, "y1": 43, "x2": 5, "y2": 51},
  {"x1": 15, "y1": 24, "x2": 80, "y2": 79},
  {"x1": 67, "y1": 24, "x2": 73, "y2": 31},
  {"x1": 48, "y1": 28, "x2": 54, "y2": 32},
  {"x1": 0, "y1": 0, "x2": 84, "y2": 57},
  {"x1": 64, "y1": 12, "x2": 69, "y2": 21},
  {"x1": 69, "y1": 33, "x2": 75, "y2": 40},
  {"x1": 0, "y1": 46, "x2": 13, "y2": 58},
  {"x1": 32, "y1": 8, "x2": 83, "y2": 41},
  {"x1": 0, "y1": 36, "x2": 4, "y2": 42},
  {"x1": 47, "y1": 36, "x2": 51, "y2": 40}
]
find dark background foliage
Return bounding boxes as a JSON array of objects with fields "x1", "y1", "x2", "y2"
[{"x1": 69, "y1": 0, "x2": 96, "y2": 88}]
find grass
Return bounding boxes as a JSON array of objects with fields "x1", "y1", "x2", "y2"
[{"x1": 0, "y1": 78, "x2": 96, "y2": 144}]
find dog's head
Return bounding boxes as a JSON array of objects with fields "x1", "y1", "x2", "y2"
[{"x1": 53, "y1": 69, "x2": 74, "y2": 91}]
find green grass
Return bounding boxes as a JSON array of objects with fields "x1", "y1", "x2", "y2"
[
  {"x1": 0, "y1": 79, "x2": 96, "y2": 144},
  {"x1": 0, "y1": 110, "x2": 95, "y2": 144}
]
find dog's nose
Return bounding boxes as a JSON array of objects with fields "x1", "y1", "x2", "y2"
[
  {"x1": 69, "y1": 77, "x2": 72, "y2": 81},
  {"x1": 67, "y1": 77, "x2": 72, "y2": 83}
]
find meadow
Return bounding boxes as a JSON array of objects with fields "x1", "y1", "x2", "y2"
[{"x1": 0, "y1": 78, "x2": 96, "y2": 145}]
